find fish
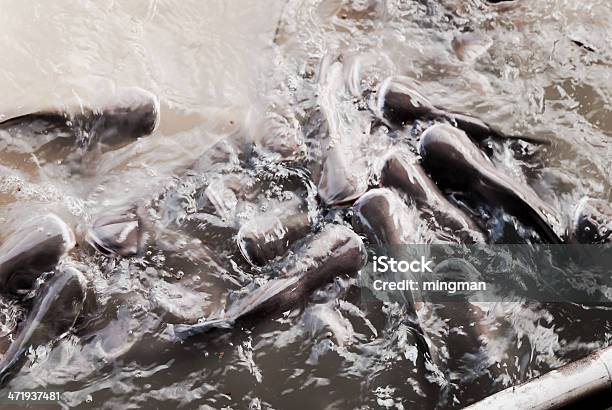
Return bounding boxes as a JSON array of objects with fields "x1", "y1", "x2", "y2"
[
  {"x1": 380, "y1": 151, "x2": 485, "y2": 243},
  {"x1": 376, "y1": 76, "x2": 547, "y2": 144},
  {"x1": 418, "y1": 123, "x2": 562, "y2": 243},
  {"x1": 0, "y1": 214, "x2": 75, "y2": 295},
  {"x1": 0, "y1": 87, "x2": 160, "y2": 149},
  {"x1": 351, "y1": 188, "x2": 446, "y2": 364},
  {"x1": 237, "y1": 212, "x2": 313, "y2": 266},
  {"x1": 0, "y1": 266, "x2": 87, "y2": 383},
  {"x1": 375, "y1": 76, "x2": 441, "y2": 127},
  {"x1": 351, "y1": 187, "x2": 423, "y2": 307},
  {"x1": 352, "y1": 188, "x2": 420, "y2": 246},
  {"x1": 173, "y1": 224, "x2": 366, "y2": 338}
]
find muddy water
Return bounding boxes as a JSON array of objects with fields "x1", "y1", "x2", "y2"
[{"x1": 0, "y1": 0, "x2": 610, "y2": 409}]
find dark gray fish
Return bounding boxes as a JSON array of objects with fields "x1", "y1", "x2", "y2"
[
  {"x1": 237, "y1": 212, "x2": 312, "y2": 266},
  {"x1": 86, "y1": 207, "x2": 146, "y2": 257},
  {"x1": 376, "y1": 76, "x2": 545, "y2": 143},
  {"x1": 0, "y1": 214, "x2": 75, "y2": 295},
  {"x1": 418, "y1": 123, "x2": 562, "y2": 243},
  {"x1": 375, "y1": 76, "x2": 441, "y2": 126},
  {"x1": 173, "y1": 224, "x2": 366, "y2": 338},
  {"x1": 82, "y1": 87, "x2": 160, "y2": 146},
  {"x1": 568, "y1": 197, "x2": 611, "y2": 244},
  {"x1": 352, "y1": 188, "x2": 419, "y2": 245},
  {"x1": 0, "y1": 87, "x2": 160, "y2": 148},
  {"x1": 351, "y1": 188, "x2": 445, "y2": 364},
  {"x1": 351, "y1": 188, "x2": 422, "y2": 305},
  {"x1": 0, "y1": 266, "x2": 87, "y2": 382},
  {"x1": 380, "y1": 151, "x2": 485, "y2": 243}
]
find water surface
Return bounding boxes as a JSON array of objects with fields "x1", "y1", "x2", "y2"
[{"x1": 0, "y1": 0, "x2": 610, "y2": 408}]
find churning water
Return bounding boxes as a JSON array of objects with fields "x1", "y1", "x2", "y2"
[{"x1": 0, "y1": 0, "x2": 610, "y2": 408}]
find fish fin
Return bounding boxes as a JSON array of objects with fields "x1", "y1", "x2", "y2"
[
  {"x1": 172, "y1": 277, "x2": 300, "y2": 340},
  {"x1": 446, "y1": 112, "x2": 550, "y2": 145},
  {"x1": 0, "y1": 112, "x2": 71, "y2": 129},
  {"x1": 0, "y1": 112, "x2": 79, "y2": 147},
  {"x1": 172, "y1": 318, "x2": 234, "y2": 340}
]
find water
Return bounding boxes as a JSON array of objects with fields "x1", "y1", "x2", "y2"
[{"x1": 0, "y1": 0, "x2": 610, "y2": 408}]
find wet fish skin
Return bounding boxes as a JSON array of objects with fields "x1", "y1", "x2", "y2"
[
  {"x1": 352, "y1": 188, "x2": 417, "y2": 246},
  {"x1": 377, "y1": 76, "x2": 545, "y2": 144},
  {"x1": 376, "y1": 76, "x2": 441, "y2": 127},
  {"x1": 445, "y1": 111, "x2": 508, "y2": 141},
  {"x1": 0, "y1": 214, "x2": 75, "y2": 295},
  {"x1": 351, "y1": 188, "x2": 446, "y2": 362},
  {"x1": 173, "y1": 224, "x2": 367, "y2": 339},
  {"x1": 351, "y1": 188, "x2": 421, "y2": 301},
  {"x1": 237, "y1": 212, "x2": 312, "y2": 266},
  {"x1": 378, "y1": 79, "x2": 507, "y2": 141},
  {"x1": 0, "y1": 112, "x2": 74, "y2": 139},
  {"x1": 569, "y1": 197, "x2": 611, "y2": 244},
  {"x1": 0, "y1": 87, "x2": 160, "y2": 147},
  {"x1": 418, "y1": 123, "x2": 562, "y2": 243},
  {"x1": 380, "y1": 151, "x2": 485, "y2": 243},
  {"x1": 86, "y1": 87, "x2": 160, "y2": 145},
  {"x1": 0, "y1": 266, "x2": 87, "y2": 383}
]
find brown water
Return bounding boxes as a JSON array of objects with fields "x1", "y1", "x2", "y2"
[{"x1": 0, "y1": 0, "x2": 610, "y2": 408}]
